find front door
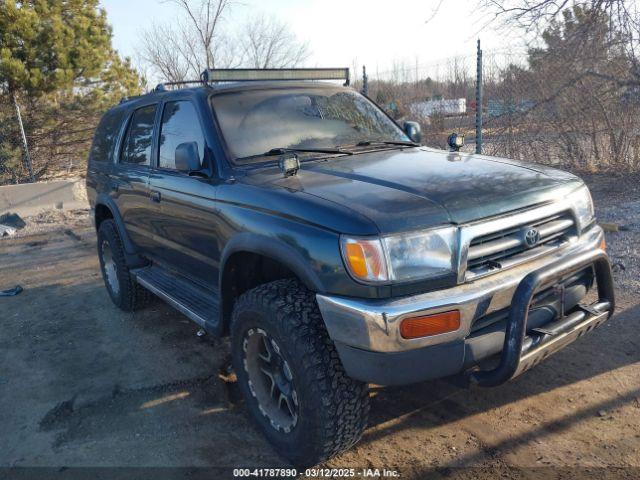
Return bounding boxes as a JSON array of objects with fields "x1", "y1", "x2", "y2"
[{"x1": 146, "y1": 100, "x2": 220, "y2": 288}]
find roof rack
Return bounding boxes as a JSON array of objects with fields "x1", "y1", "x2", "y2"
[
  {"x1": 201, "y1": 68, "x2": 350, "y2": 86},
  {"x1": 119, "y1": 95, "x2": 138, "y2": 104},
  {"x1": 119, "y1": 80, "x2": 205, "y2": 103},
  {"x1": 153, "y1": 79, "x2": 206, "y2": 92}
]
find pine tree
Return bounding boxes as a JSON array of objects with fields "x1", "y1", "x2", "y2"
[{"x1": 0, "y1": 1, "x2": 142, "y2": 183}]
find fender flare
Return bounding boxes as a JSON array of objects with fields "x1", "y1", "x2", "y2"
[
  {"x1": 219, "y1": 232, "x2": 325, "y2": 293},
  {"x1": 94, "y1": 193, "x2": 138, "y2": 263}
]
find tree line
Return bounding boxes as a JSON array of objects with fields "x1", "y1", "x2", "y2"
[{"x1": 2, "y1": 0, "x2": 640, "y2": 185}]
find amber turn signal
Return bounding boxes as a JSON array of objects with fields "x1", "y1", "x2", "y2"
[
  {"x1": 342, "y1": 237, "x2": 388, "y2": 282},
  {"x1": 600, "y1": 236, "x2": 606, "y2": 251},
  {"x1": 399, "y1": 310, "x2": 461, "y2": 339},
  {"x1": 345, "y1": 243, "x2": 368, "y2": 278}
]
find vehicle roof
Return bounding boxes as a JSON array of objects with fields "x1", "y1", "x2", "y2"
[{"x1": 115, "y1": 81, "x2": 351, "y2": 110}]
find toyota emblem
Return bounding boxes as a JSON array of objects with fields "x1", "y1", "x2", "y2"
[{"x1": 523, "y1": 227, "x2": 540, "y2": 248}]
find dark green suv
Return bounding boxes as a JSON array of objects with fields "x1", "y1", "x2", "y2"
[{"x1": 86, "y1": 68, "x2": 615, "y2": 466}]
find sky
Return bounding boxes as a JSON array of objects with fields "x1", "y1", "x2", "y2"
[{"x1": 101, "y1": 0, "x2": 525, "y2": 81}]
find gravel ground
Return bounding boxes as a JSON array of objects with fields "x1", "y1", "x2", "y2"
[
  {"x1": 0, "y1": 176, "x2": 638, "y2": 480},
  {"x1": 583, "y1": 173, "x2": 640, "y2": 294}
]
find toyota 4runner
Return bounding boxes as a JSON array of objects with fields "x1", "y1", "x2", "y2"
[{"x1": 86, "y1": 68, "x2": 615, "y2": 466}]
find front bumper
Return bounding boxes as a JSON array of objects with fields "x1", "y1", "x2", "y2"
[{"x1": 316, "y1": 225, "x2": 614, "y2": 385}]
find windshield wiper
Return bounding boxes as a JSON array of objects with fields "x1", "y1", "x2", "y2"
[
  {"x1": 352, "y1": 140, "x2": 420, "y2": 148},
  {"x1": 264, "y1": 147, "x2": 352, "y2": 156},
  {"x1": 236, "y1": 147, "x2": 352, "y2": 162}
]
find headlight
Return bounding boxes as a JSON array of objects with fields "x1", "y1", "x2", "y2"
[
  {"x1": 341, "y1": 226, "x2": 457, "y2": 284},
  {"x1": 569, "y1": 185, "x2": 595, "y2": 231}
]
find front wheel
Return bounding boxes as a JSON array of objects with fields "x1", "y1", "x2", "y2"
[{"x1": 230, "y1": 279, "x2": 370, "y2": 466}]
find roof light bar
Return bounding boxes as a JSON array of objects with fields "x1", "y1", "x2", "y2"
[{"x1": 201, "y1": 68, "x2": 350, "y2": 85}]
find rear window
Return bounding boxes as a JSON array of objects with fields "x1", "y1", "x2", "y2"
[{"x1": 89, "y1": 108, "x2": 126, "y2": 163}]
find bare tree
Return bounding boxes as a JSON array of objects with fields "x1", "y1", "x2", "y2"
[
  {"x1": 481, "y1": 0, "x2": 575, "y2": 32},
  {"x1": 167, "y1": 0, "x2": 234, "y2": 69},
  {"x1": 479, "y1": 0, "x2": 640, "y2": 84},
  {"x1": 139, "y1": 0, "x2": 236, "y2": 83},
  {"x1": 240, "y1": 14, "x2": 310, "y2": 68},
  {"x1": 475, "y1": 3, "x2": 640, "y2": 171},
  {"x1": 139, "y1": 24, "x2": 193, "y2": 83},
  {"x1": 139, "y1": 2, "x2": 310, "y2": 84}
]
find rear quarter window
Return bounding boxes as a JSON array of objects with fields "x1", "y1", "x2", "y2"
[
  {"x1": 120, "y1": 105, "x2": 157, "y2": 166},
  {"x1": 89, "y1": 109, "x2": 126, "y2": 163}
]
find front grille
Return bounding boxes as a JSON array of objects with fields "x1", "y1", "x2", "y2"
[{"x1": 467, "y1": 212, "x2": 576, "y2": 272}]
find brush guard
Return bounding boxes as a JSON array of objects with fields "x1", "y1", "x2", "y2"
[{"x1": 470, "y1": 249, "x2": 615, "y2": 387}]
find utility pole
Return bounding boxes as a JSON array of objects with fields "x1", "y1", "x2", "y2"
[
  {"x1": 475, "y1": 39, "x2": 483, "y2": 155},
  {"x1": 362, "y1": 66, "x2": 369, "y2": 96},
  {"x1": 12, "y1": 92, "x2": 35, "y2": 183}
]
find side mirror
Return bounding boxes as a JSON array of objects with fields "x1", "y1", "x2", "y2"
[
  {"x1": 175, "y1": 142, "x2": 202, "y2": 173},
  {"x1": 403, "y1": 121, "x2": 422, "y2": 144}
]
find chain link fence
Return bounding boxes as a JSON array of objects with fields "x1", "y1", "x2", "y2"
[
  {"x1": 352, "y1": 48, "x2": 521, "y2": 151},
  {"x1": 357, "y1": 41, "x2": 640, "y2": 173}
]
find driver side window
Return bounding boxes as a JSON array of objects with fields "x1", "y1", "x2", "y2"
[{"x1": 158, "y1": 101, "x2": 205, "y2": 170}]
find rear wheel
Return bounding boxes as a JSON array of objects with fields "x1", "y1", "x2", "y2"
[
  {"x1": 97, "y1": 219, "x2": 150, "y2": 311},
  {"x1": 230, "y1": 279, "x2": 370, "y2": 466}
]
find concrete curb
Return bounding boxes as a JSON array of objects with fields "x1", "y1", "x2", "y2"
[{"x1": 0, "y1": 178, "x2": 89, "y2": 218}]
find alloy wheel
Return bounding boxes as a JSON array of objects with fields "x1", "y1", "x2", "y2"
[{"x1": 243, "y1": 328, "x2": 299, "y2": 433}]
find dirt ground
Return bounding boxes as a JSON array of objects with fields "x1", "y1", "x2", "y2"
[{"x1": 1, "y1": 176, "x2": 639, "y2": 479}]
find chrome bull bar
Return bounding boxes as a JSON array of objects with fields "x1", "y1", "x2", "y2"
[{"x1": 470, "y1": 248, "x2": 615, "y2": 387}]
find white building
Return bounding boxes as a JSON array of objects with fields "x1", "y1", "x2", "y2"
[{"x1": 409, "y1": 98, "x2": 467, "y2": 117}]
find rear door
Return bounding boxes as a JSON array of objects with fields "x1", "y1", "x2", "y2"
[
  {"x1": 146, "y1": 99, "x2": 220, "y2": 287},
  {"x1": 86, "y1": 108, "x2": 126, "y2": 205},
  {"x1": 114, "y1": 103, "x2": 159, "y2": 252}
]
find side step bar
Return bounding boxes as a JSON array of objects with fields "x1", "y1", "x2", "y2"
[
  {"x1": 470, "y1": 248, "x2": 615, "y2": 387},
  {"x1": 132, "y1": 265, "x2": 219, "y2": 331}
]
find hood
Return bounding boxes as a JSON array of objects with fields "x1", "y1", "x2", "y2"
[{"x1": 248, "y1": 147, "x2": 584, "y2": 234}]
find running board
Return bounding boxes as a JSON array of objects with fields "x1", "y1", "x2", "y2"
[{"x1": 132, "y1": 265, "x2": 219, "y2": 331}]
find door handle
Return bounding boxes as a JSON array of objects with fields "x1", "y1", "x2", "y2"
[{"x1": 150, "y1": 190, "x2": 161, "y2": 203}]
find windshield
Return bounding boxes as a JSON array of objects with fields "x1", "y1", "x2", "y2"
[{"x1": 211, "y1": 86, "x2": 410, "y2": 164}]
